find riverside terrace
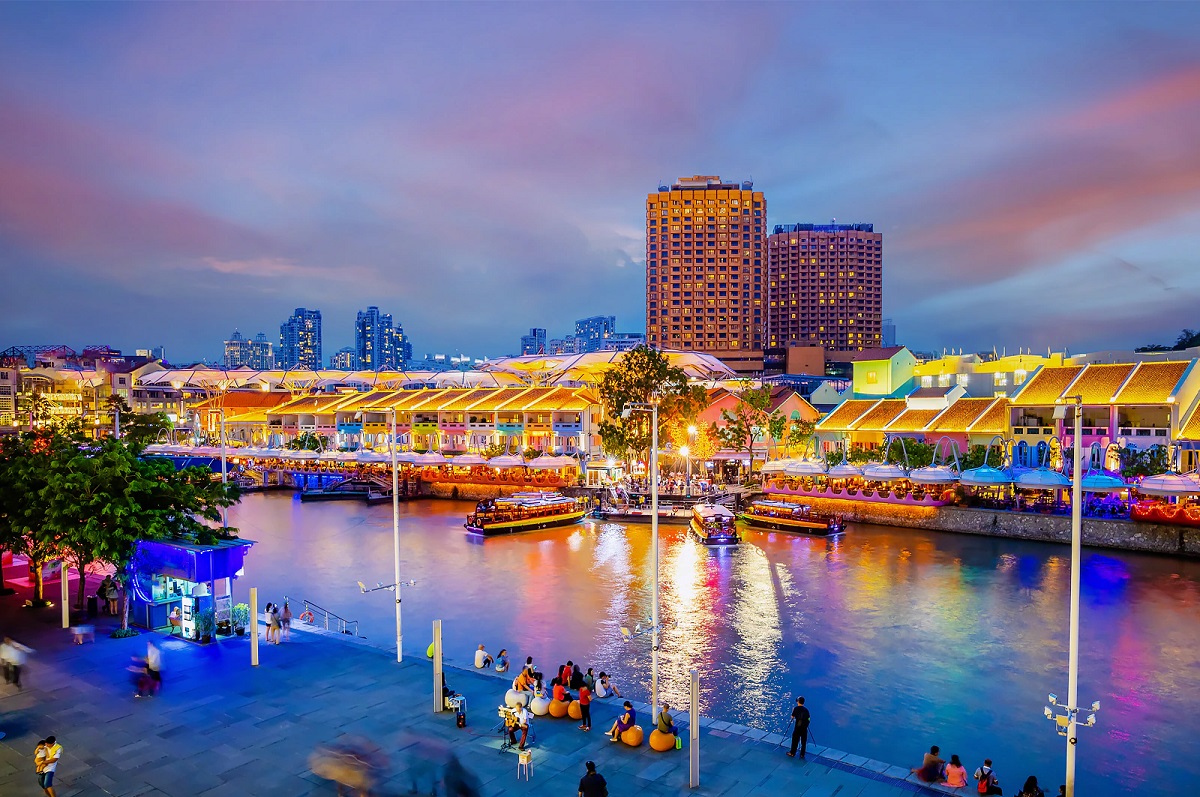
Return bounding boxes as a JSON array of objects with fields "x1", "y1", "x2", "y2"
[{"x1": 0, "y1": 568, "x2": 948, "y2": 797}]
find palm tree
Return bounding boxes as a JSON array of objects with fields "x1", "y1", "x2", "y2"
[{"x1": 20, "y1": 391, "x2": 52, "y2": 430}]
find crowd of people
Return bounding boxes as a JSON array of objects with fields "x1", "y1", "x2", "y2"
[{"x1": 913, "y1": 746, "x2": 1063, "y2": 796}]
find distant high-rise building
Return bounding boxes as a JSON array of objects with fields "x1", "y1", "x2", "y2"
[
  {"x1": 279, "y1": 308, "x2": 322, "y2": 369},
  {"x1": 646, "y1": 176, "x2": 765, "y2": 364},
  {"x1": 547, "y1": 336, "x2": 578, "y2": 355},
  {"x1": 224, "y1": 330, "x2": 250, "y2": 368},
  {"x1": 330, "y1": 346, "x2": 356, "y2": 369},
  {"x1": 135, "y1": 346, "x2": 166, "y2": 361},
  {"x1": 881, "y1": 318, "x2": 896, "y2": 348},
  {"x1": 765, "y1": 223, "x2": 883, "y2": 352},
  {"x1": 355, "y1": 306, "x2": 410, "y2": 370},
  {"x1": 598, "y1": 332, "x2": 645, "y2": 352},
  {"x1": 575, "y1": 315, "x2": 616, "y2": 353},
  {"x1": 520, "y1": 328, "x2": 547, "y2": 356},
  {"x1": 249, "y1": 333, "x2": 275, "y2": 369}
]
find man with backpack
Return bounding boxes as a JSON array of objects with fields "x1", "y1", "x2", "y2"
[{"x1": 975, "y1": 758, "x2": 1002, "y2": 795}]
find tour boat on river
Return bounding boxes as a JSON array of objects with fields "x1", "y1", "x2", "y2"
[
  {"x1": 739, "y1": 498, "x2": 844, "y2": 536},
  {"x1": 689, "y1": 503, "x2": 740, "y2": 546},
  {"x1": 464, "y1": 491, "x2": 589, "y2": 536}
]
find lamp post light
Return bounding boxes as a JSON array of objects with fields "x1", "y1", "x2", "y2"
[
  {"x1": 621, "y1": 402, "x2": 662, "y2": 722},
  {"x1": 1048, "y1": 394, "x2": 1098, "y2": 797},
  {"x1": 687, "y1": 425, "x2": 697, "y2": 496},
  {"x1": 391, "y1": 406, "x2": 402, "y2": 662},
  {"x1": 680, "y1": 445, "x2": 691, "y2": 498}
]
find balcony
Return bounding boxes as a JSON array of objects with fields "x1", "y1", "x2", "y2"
[
  {"x1": 1118, "y1": 426, "x2": 1170, "y2": 439},
  {"x1": 1012, "y1": 427, "x2": 1054, "y2": 436},
  {"x1": 552, "y1": 422, "x2": 583, "y2": 435}
]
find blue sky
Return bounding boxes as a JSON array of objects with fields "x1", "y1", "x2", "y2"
[{"x1": 1, "y1": 2, "x2": 1199, "y2": 362}]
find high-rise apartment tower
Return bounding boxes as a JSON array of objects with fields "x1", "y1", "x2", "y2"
[
  {"x1": 646, "y1": 176, "x2": 765, "y2": 365},
  {"x1": 766, "y1": 223, "x2": 883, "y2": 352},
  {"x1": 355, "y1": 306, "x2": 407, "y2": 370},
  {"x1": 279, "y1": 308, "x2": 322, "y2": 369}
]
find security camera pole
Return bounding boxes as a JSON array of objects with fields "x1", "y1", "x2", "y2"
[{"x1": 622, "y1": 401, "x2": 661, "y2": 722}]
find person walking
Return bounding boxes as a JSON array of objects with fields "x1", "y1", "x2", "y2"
[
  {"x1": 577, "y1": 681, "x2": 592, "y2": 731},
  {"x1": 38, "y1": 735, "x2": 61, "y2": 796},
  {"x1": 974, "y1": 759, "x2": 1002, "y2": 795},
  {"x1": 145, "y1": 641, "x2": 162, "y2": 694},
  {"x1": 787, "y1": 696, "x2": 810, "y2": 758},
  {"x1": 1, "y1": 637, "x2": 28, "y2": 690},
  {"x1": 577, "y1": 760, "x2": 607, "y2": 797}
]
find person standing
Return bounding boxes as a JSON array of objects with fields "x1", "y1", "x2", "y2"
[
  {"x1": 577, "y1": 681, "x2": 592, "y2": 731},
  {"x1": 577, "y1": 760, "x2": 607, "y2": 797},
  {"x1": 39, "y1": 735, "x2": 61, "y2": 796},
  {"x1": 105, "y1": 579, "x2": 119, "y2": 616},
  {"x1": 787, "y1": 697, "x2": 810, "y2": 758},
  {"x1": 281, "y1": 602, "x2": 292, "y2": 642}
]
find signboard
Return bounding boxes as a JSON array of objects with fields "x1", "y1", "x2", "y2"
[{"x1": 214, "y1": 594, "x2": 232, "y2": 627}]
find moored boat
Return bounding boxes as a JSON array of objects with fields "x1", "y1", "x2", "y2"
[
  {"x1": 689, "y1": 503, "x2": 740, "y2": 546},
  {"x1": 739, "y1": 498, "x2": 844, "y2": 536},
  {"x1": 465, "y1": 491, "x2": 588, "y2": 536}
]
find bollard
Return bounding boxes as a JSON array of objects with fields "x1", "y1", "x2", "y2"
[
  {"x1": 432, "y1": 619, "x2": 443, "y2": 713},
  {"x1": 250, "y1": 587, "x2": 259, "y2": 666},
  {"x1": 689, "y1": 668, "x2": 700, "y2": 788},
  {"x1": 60, "y1": 560, "x2": 70, "y2": 629}
]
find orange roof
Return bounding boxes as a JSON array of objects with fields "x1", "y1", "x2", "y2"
[
  {"x1": 421, "y1": 389, "x2": 475, "y2": 411},
  {"x1": 266, "y1": 395, "x2": 329, "y2": 415},
  {"x1": 926, "y1": 397, "x2": 995, "y2": 432},
  {"x1": 969, "y1": 398, "x2": 1009, "y2": 434},
  {"x1": 885, "y1": 408, "x2": 941, "y2": 432},
  {"x1": 337, "y1": 390, "x2": 403, "y2": 412},
  {"x1": 1180, "y1": 403, "x2": 1200, "y2": 440},
  {"x1": 437, "y1": 388, "x2": 493, "y2": 412},
  {"x1": 384, "y1": 389, "x2": 448, "y2": 411},
  {"x1": 849, "y1": 399, "x2": 906, "y2": 431},
  {"x1": 1114, "y1": 361, "x2": 1189, "y2": 404},
  {"x1": 466, "y1": 387, "x2": 532, "y2": 412},
  {"x1": 518, "y1": 387, "x2": 585, "y2": 412},
  {"x1": 1069, "y1": 364, "x2": 1135, "y2": 405},
  {"x1": 193, "y1": 391, "x2": 293, "y2": 411},
  {"x1": 816, "y1": 399, "x2": 877, "y2": 431},
  {"x1": 1011, "y1": 366, "x2": 1083, "y2": 406},
  {"x1": 224, "y1": 409, "x2": 271, "y2": 423}
]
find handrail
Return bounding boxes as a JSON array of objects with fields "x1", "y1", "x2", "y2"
[{"x1": 289, "y1": 596, "x2": 362, "y2": 637}]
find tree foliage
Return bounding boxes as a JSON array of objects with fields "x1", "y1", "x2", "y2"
[
  {"x1": 714, "y1": 383, "x2": 779, "y2": 459},
  {"x1": 121, "y1": 412, "x2": 173, "y2": 450},
  {"x1": 0, "y1": 430, "x2": 68, "y2": 601},
  {"x1": 596, "y1": 346, "x2": 706, "y2": 462},
  {"x1": 1117, "y1": 444, "x2": 1170, "y2": 479},
  {"x1": 288, "y1": 432, "x2": 329, "y2": 451},
  {"x1": 786, "y1": 418, "x2": 817, "y2": 457},
  {"x1": 1136, "y1": 328, "x2": 1200, "y2": 353}
]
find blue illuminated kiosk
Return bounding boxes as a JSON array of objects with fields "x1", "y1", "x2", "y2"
[{"x1": 129, "y1": 538, "x2": 255, "y2": 639}]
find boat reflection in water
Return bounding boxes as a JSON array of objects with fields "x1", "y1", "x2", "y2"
[{"x1": 228, "y1": 495, "x2": 1200, "y2": 797}]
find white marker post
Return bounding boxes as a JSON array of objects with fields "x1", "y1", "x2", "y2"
[
  {"x1": 689, "y1": 668, "x2": 700, "y2": 788},
  {"x1": 250, "y1": 587, "x2": 259, "y2": 666},
  {"x1": 432, "y1": 619, "x2": 443, "y2": 713},
  {"x1": 60, "y1": 560, "x2": 70, "y2": 629}
]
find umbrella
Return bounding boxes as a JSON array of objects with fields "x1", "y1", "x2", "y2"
[
  {"x1": 1016, "y1": 469, "x2": 1071, "y2": 489},
  {"x1": 827, "y1": 462, "x2": 863, "y2": 479},
  {"x1": 861, "y1": 462, "x2": 908, "y2": 481},
  {"x1": 488, "y1": 454, "x2": 526, "y2": 468},
  {"x1": 1080, "y1": 472, "x2": 1126, "y2": 493},
  {"x1": 761, "y1": 459, "x2": 797, "y2": 474},
  {"x1": 414, "y1": 452, "x2": 448, "y2": 466},
  {"x1": 393, "y1": 451, "x2": 421, "y2": 463},
  {"x1": 527, "y1": 454, "x2": 577, "y2": 470},
  {"x1": 908, "y1": 465, "x2": 959, "y2": 484},
  {"x1": 292, "y1": 450, "x2": 319, "y2": 461},
  {"x1": 354, "y1": 450, "x2": 388, "y2": 463},
  {"x1": 784, "y1": 459, "x2": 827, "y2": 476},
  {"x1": 959, "y1": 466, "x2": 1012, "y2": 487},
  {"x1": 1136, "y1": 473, "x2": 1199, "y2": 497}
]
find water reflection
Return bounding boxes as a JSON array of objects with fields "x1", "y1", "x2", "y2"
[{"x1": 228, "y1": 494, "x2": 1200, "y2": 797}]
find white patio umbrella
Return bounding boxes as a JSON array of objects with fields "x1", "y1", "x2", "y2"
[
  {"x1": 827, "y1": 462, "x2": 863, "y2": 479},
  {"x1": 414, "y1": 452, "x2": 448, "y2": 466},
  {"x1": 784, "y1": 459, "x2": 827, "y2": 476},
  {"x1": 761, "y1": 459, "x2": 797, "y2": 474},
  {"x1": 448, "y1": 453, "x2": 488, "y2": 466},
  {"x1": 959, "y1": 466, "x2": 1012, "y2": 488},
  {"x1": 1016, "y1": 469, "x2": 1072, "y2": 489},
  {"x1": 908, "y1": 465, "x2": 959, "y2": 484},
  {"x1": 1136, "y1": 473, "x2": 1200, "y2": 497},
  {"x1": 488, "y1": 454, "x2": 526, "y2": 468},
  {"x1": 1080, "y1": 472, "x2": 1126, "y2": 493},
  {"x1": 861, "y1": 462, "x2": 908, "y2": 481}
]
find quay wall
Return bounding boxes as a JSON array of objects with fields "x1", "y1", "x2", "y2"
[{"x1": 794, "y1": 495, "x2": 1200, "y2": 557}]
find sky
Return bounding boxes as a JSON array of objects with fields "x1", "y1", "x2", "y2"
[{"x1": 1, "y1": 2, "x2": 1199, "y2": 364}]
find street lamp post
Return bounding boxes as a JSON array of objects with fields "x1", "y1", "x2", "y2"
[
  {"x1": 622, "y1": 402, "x2": 661, "y2": 722},
  {"x1": 391, "y1": 406, "x2": 403, "y2": 663},
  {"x1": 219, "y1": 405, "x2": 228, "y2": 528},
  {"x1": 686, "y1": 425, "x2": 697, "y2": 496},
  {"x1": 680, "y1": 446, "x2": 690, "y2": 499},
  {"x1": 1046, "y1": 395, "x2": 1099, "y2": 797}
]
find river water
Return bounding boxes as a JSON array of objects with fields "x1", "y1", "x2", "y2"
[{"x1": 227, "y1": 493, "x2": 1200, "y2": 796}]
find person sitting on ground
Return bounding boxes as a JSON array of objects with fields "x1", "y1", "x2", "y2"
[
  {"x1": 657, "y1": 702, "x2": 678, "y2": 736},
  {"x1": 582, "y1": 667, "x2": 597, "y2": 692},
  {"x1": 608, "y1": 701, "x2": 636, "y2": 741},
  {"x1": 597, "y1": 672, "x2": 622, "y2": 698},
  {"x1": 1018, "y1": 775, "x2": 1045, "y2": 797},
  {"x1": 495, "y1": 648, "x2": 509, "y2": 673},
  {"x1": 913, "y1": 745, "x2": 945, "y2": 783},
  {"x1": 570, "y1": 664, "x2": 585, "y2": 690},
  {"x1": 474, "y1": 644, "x2": 493, "y2": 669},
  {"x1": 943, "y1": 754, "x2": 968, "y2": 788},
  {"x1": 552, "y1": 677, "x2": 572, "y2": 704},
  {"x1": 974, "y1": 759, "x2": 1001, "y2": 795}
]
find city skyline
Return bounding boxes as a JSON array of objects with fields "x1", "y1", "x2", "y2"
[{"x1": 1, "y1": 4, "x2": 1199, "y2": 360}]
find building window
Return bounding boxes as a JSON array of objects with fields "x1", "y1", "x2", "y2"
[
  {"x1": 866, "y1": 370, "x2": 879, "y2": 385},
  {"x1": 956, "y1": 374, "x2": 969, "y2": 386},
  {"x1": 921, "y1": 376, "x2": 933, "y2": 388}
]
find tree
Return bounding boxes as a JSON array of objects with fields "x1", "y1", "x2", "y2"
[
  {"x1": 786, "y1": 418, "x2": 817, "y2": 457},
  {"x1": 1136, "y1": 328, "x2": 1200, "y2": 352},
  {"x1": 288, "y1": 432, "x2": 329, "y2": 451},
  {"x1": 0, "y1": 430, "x2": 69, "y2": 603},
  {"x1": 121, "y1": 412, "x2": 173, "y2": 450},
  {"x1": 714, "y1": 383, "x2": 778, "y2": 462},
  {"x1": 19, "y1": 391, "x2": 52, "y2": 430},
  {"x1": 596, "y1": 346, "x2": 706, "y2": 463},
  {"x1": 665, "y1": 418, "x2": 718, "y2": 463},
  {"x1": 766, "y1": 413, "x2": 788, "y2": 459},
  {"x1": 1117, "y1": 444, "x2": 1169, "y2": 479},
  {"x1": 42, "y1": 436, "x2": 241, "y2": 630}
]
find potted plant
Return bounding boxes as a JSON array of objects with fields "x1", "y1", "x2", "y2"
[
  {"x1": 197, "y1": 609, "x2": 216, "y2": 644},
  {"x1": 216, "y1": 618, "x2": 232, "y2": 636},
  {"x1": 232, "y1": 603, "x2": 249, "y2": 636}
]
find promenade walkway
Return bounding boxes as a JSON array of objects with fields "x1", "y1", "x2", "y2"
[{"x1": 0, "y1": 570, "x2": 940, "y2": 797}]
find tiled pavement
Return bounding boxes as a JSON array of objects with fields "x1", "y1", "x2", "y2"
[{"x1": 0, "y1": 569, "x2": 949, "y2": 797}]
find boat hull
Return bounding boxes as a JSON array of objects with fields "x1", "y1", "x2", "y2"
[
  {"x1": 592, "y1": 508, "x2": 692, "y2": 524},
  {"x1": 739, "y1": 513, "x2": 843, "y2": 536},
  {"x1": 688, "y1": 518, "x2": 740, "y2": 546},
  {"x1": 465, "y1": 509, "x2": 588, "y2": 536}
]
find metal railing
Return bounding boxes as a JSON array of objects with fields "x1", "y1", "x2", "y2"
[{"x1": 291, "y1": 597, "x2": 362, "y2": 637}]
